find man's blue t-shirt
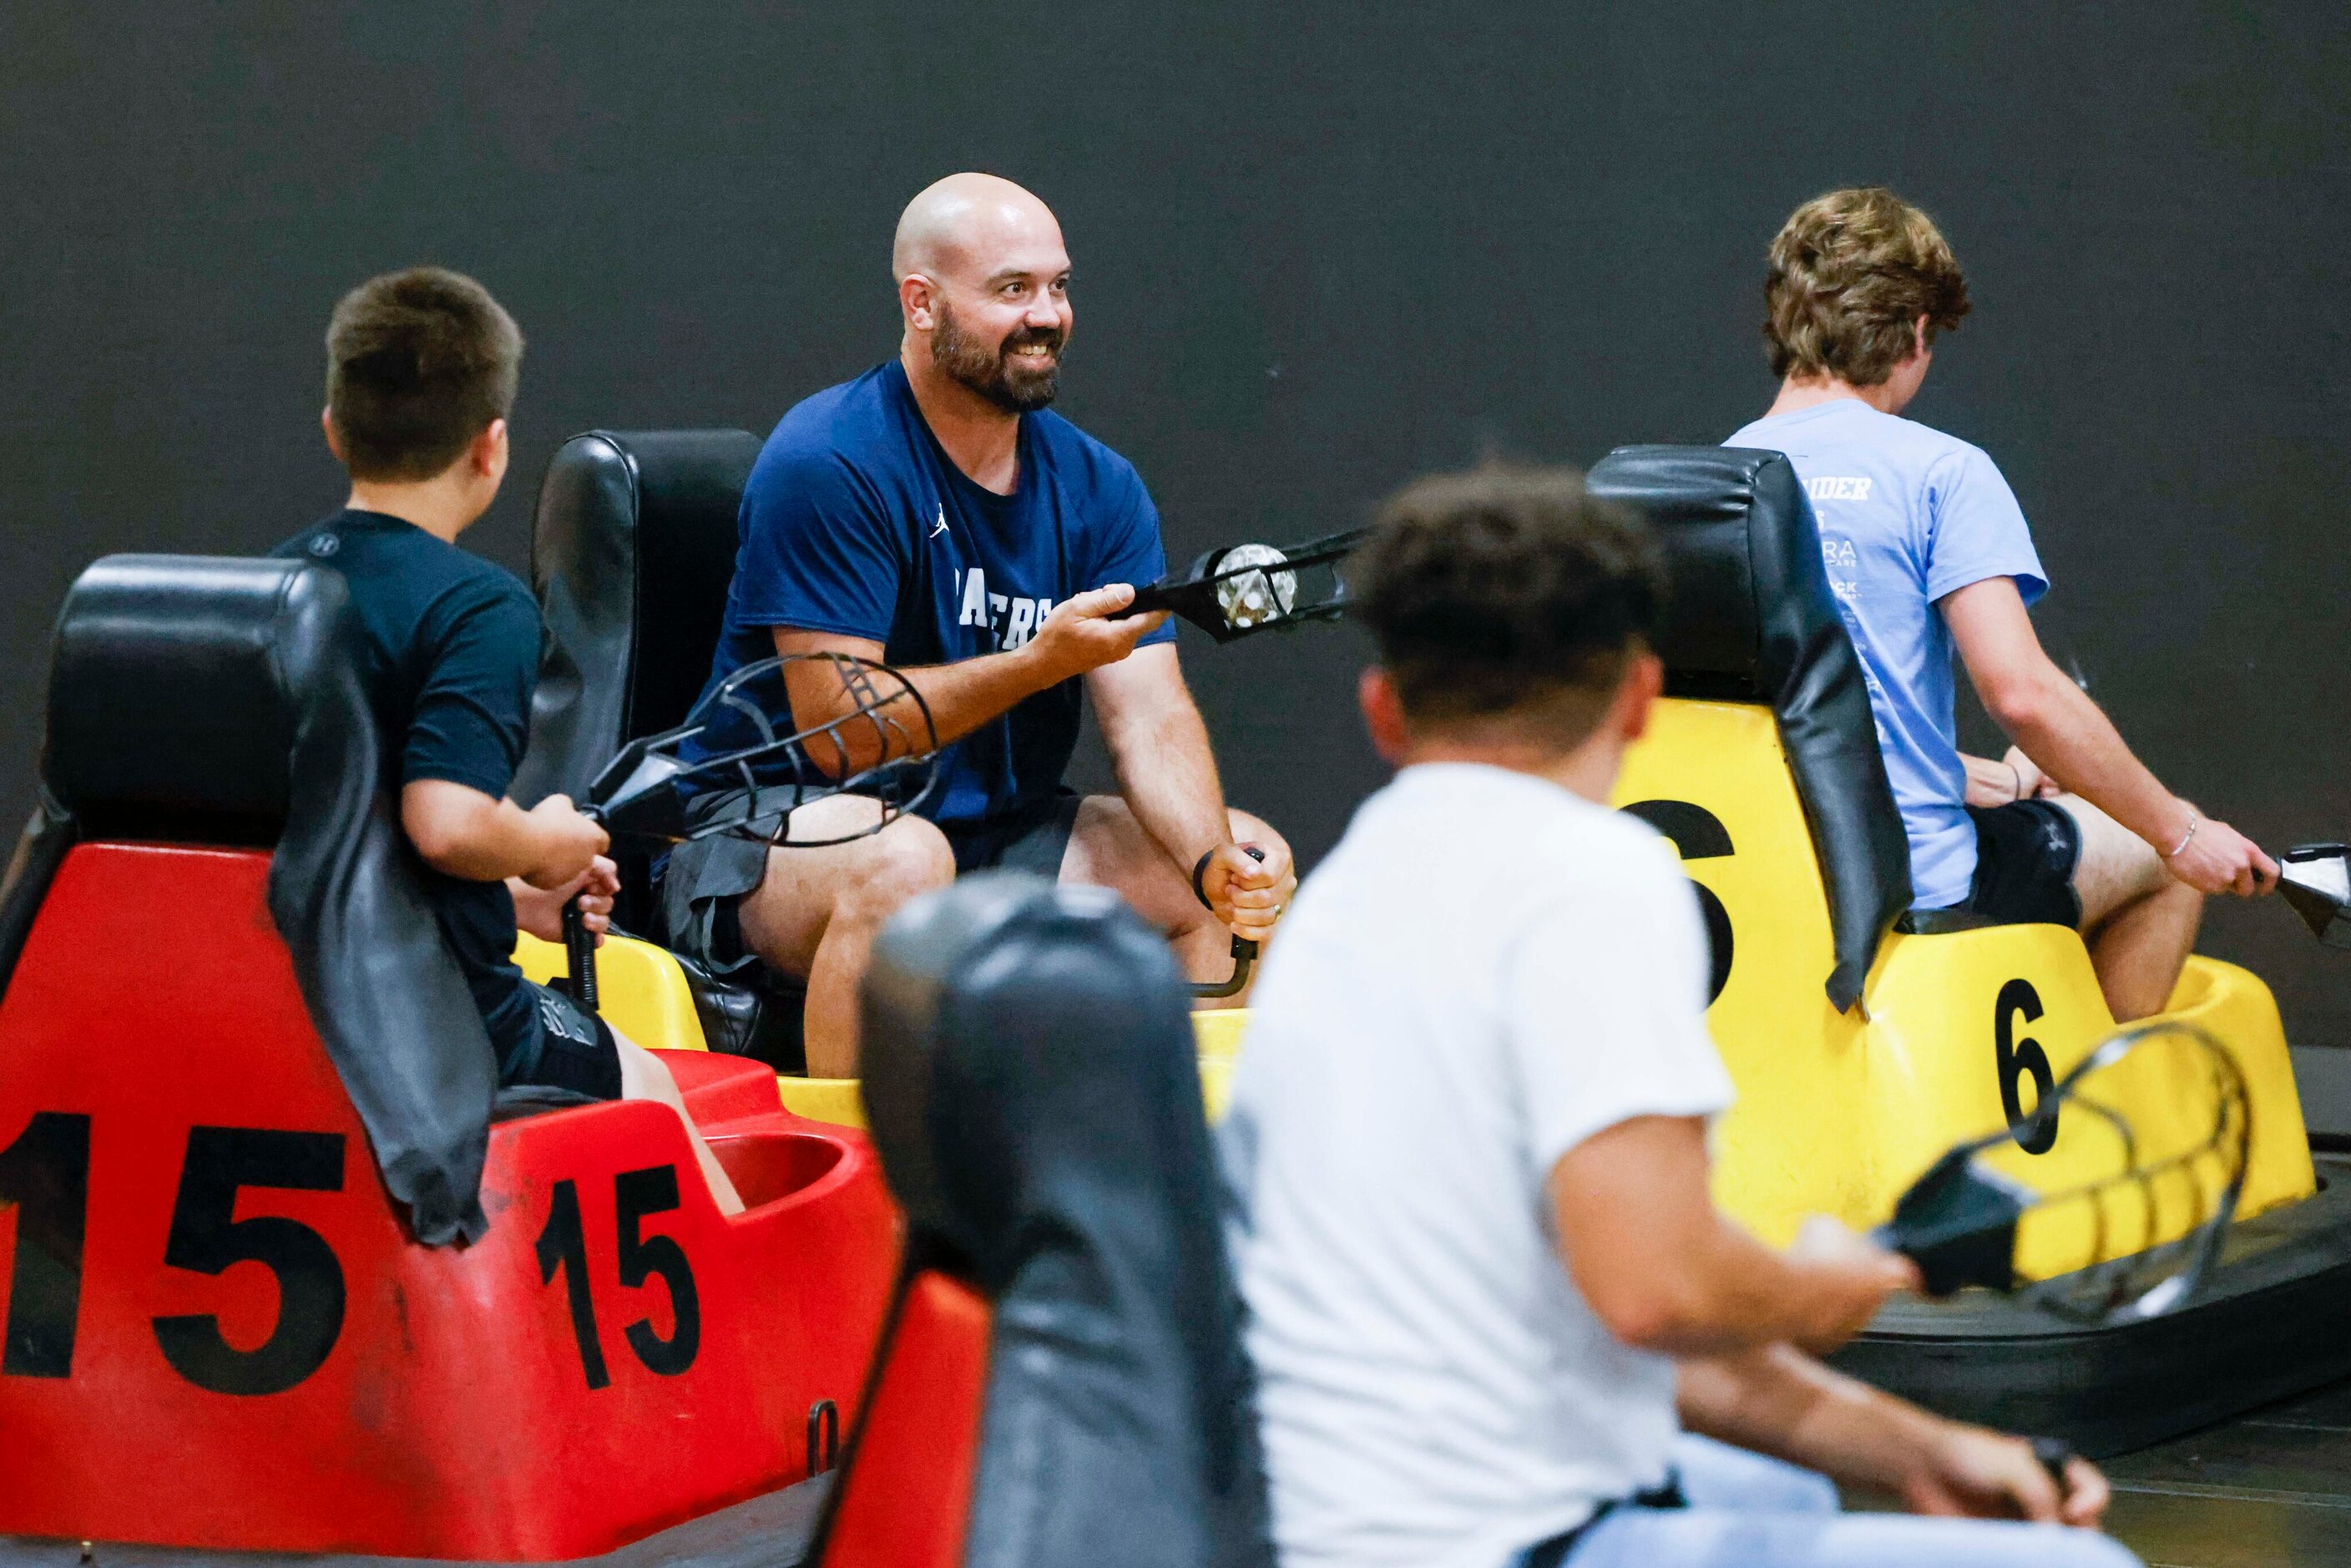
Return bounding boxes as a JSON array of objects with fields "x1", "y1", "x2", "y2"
[
  {"x1": 1724, "y1": 400, "x2": 2048, "y2": 908},
  {"x1": 689, "y1": 360, "x2": 1176, "y2": 830}
]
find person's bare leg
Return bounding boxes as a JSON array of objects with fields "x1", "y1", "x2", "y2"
[
  {"x1": 2090, "y1": 880, "x2": 2203, "y2": 1020},
  {"x1": 736, "y1": 794, "x2": 956, "y2": 1077},
  {"x1": 2054, "y1": 795, "x2": 2204, "y2": 1022},
  {"x1": 614, "y1": 1033, "x2": 746, "y2": 1215},
  {"x1": 1058, "y1": 796, "x2": 1287, "y2": 1004}
]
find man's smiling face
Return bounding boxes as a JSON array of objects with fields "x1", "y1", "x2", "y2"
[{"x1": 928, "y1": 234, "x2": 1073, "y2": 413}]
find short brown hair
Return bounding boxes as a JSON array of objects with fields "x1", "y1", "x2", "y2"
[
  {"x1": 1353, "y1": 465, "x2": 1665, "y2": 748},
  {"x1": 326, "y1": 267, "x2": 523, "y2": 481},
  {"x1": 1763, "y1": 187, "x2": 1969, "y2": 387}
]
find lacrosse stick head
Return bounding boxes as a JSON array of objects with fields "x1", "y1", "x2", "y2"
[
  {"x1": 1126, "y1": 528, "x2": 1368, "y2": 643},
  {"x1": 2281, "y1": 843, "x2": 2351, "y2": 948},
  {"x1": 1878, "y1": 1020, "x2": 2250, "y2": 1325},
  {"x1": 585, "y1": 653, "x2": 939, "y2": 848}
]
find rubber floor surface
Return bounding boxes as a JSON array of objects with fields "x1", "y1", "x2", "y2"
[{"x1": 2107, "y1": 1375, "x2": 2351, "y2": 1566}]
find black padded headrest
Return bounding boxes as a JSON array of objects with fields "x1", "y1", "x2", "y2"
[
  {"x1": 43, "y1": 555, "x2": 344, "y2": 842},
  {"x1": 1588, "y1": 447, "x2": 1910, "y2": 1011},
  {"x1": 857, "y1": 874, "x2": 1272, "y2": 1568},
  {"x1": 1587, "y1": 447, "x2": 1794, "y2": 700},
  {"x1": 513, "y1": 428, "x2": 761, "y2": 807}
]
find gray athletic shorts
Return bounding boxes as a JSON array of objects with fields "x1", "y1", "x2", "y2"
[{"x1": 655, "y1": 787, "x2": 1082, "y2": 974}]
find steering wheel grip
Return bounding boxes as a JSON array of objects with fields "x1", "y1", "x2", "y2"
[{"x1": 1189, "y1": 844, "x2": 1267, "y2": 1000}]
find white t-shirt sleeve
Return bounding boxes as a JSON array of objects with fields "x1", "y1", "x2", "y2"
[{"x1": 1500, "y1": 841, "x2": 1737, "y2": 1177}]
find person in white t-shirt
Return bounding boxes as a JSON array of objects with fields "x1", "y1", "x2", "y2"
[{"x1": 1217, "y1": 465, "x2": 2135, "y2": 1568}]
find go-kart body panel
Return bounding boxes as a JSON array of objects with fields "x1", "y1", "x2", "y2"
[
  {"x1": 1611, "y1": 699, "x2": 2314, "y2": 1271},
  {"x1": 513, "y1": 929, "x2": 705, "y2": 1064},
  {"x1": 533, "y1": 930, "x2": 1254, "y2": 1130},
  {"x1": 1615, "y1": 701, "x2": 1867, "y2": 1232},
  {"x1": 0, "y1": 843, "x2": 897, "y2": 1561},
  {"x1": 817, "y1": 1272, "x2": 990, "y2": 1568},
  {"x1": 1863, "y1": 941, "x2": 2301, "y2": 1277},
  {"x1": 1193, "y1": 1006, "x2": 1250, "y2": 1121}
]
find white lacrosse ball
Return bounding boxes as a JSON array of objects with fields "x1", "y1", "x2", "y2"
[{"x1": 1214, "y1": 544, "x2": 1297, "y2": 629}]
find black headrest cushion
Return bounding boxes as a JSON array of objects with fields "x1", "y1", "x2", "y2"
[
  {"x1": 44, "y1": 555, "x2": 349, "y2": 838},
  {"x1": 518, "y1": 429, "x2": 761, "y2": 809},
  {"x1": 856, "y1": 874, "x2": 1272, "y2": 1567},
  {"x1": 1587, "y1": 446, "x2": 1813, "y2": 698},
  {"x1": 860, "y1": 873, "x2": 1206, "y2": 1278}
]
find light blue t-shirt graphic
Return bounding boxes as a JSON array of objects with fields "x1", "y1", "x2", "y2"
[{"x1": 1724, "y1": 400, "x2": 2048, "y2": 908}]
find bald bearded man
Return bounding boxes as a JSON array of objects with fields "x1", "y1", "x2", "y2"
[{"x1": 658, "y1": 172, "x2": 1294, "y2": 1075}]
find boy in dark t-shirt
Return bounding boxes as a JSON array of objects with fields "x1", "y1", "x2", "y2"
[{"x1": 278, "y1": 267, "x2": 737, "y2": 1209}]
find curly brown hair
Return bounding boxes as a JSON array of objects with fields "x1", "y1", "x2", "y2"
[
  {"x1": 1763, "y1": 187, "x2": 1970, "y2": 387},
  {"x1": 1353, "y1": 464, "x2": 1664, "y2": 747},
  {"x1": 326, "y1": 267, "x2": 523, "y2": 482}
]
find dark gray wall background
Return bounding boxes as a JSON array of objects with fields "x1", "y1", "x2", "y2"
[{"x1": 4, "y1": 3, "x2": 2347, "y2": 1044}]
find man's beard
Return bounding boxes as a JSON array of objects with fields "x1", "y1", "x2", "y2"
[{"x1": 933, "y1": 301, "x2": 1064, "y2": 413}]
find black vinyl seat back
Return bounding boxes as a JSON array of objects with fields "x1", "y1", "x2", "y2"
[
  {"x1": 513, "y1": 428, "x2": 762, "y2": 811},
  {"x1": 844, "y1": 873, "x2": 1273, "y2": 1568},
  {"x1": 43, "y1": 557, "x2": 326, "y2": 843},
  {"x1": 0, "y1": 555, "x2": 497, "y2": 1243},
  {"x1": 1587, "y1": 446, "x2": 1911, "y2": 1010}
]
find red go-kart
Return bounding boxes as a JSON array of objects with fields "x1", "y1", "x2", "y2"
[{"x1": 0, "y1": 556, "x2": 899, "y2": 1562}]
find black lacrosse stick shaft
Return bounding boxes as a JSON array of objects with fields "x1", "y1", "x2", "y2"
[{"x1": 563, "y1": 895, "x2": 599, "y2": 1013}]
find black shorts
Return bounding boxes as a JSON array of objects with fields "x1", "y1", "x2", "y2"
[
  {"x1": 939, "y1": 789, "x2": 1084, "y2": 878},
  {"x1": 1952, "y1": 798, "x2": 2085, "y2": 928},
  {"x1": 508, "y1": 980, "x2": 624, "y2": 1100},
  {"x1": 655, "y1": 788, "x2": 1084, "y2": 972}
]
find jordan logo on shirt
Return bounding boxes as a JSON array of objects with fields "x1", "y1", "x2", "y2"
[
  {"x1": 928, "y1": 505, "x2": 949, "y2": 540},
  {"x1": 956, "y1": 566, "x2": 1053, "y2": 650}
]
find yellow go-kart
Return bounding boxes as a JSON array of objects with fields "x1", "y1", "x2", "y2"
[
  {"x1": 1585, "y1": 444, "x2": 2351, "y2": 1454},
  {"x1": 1077, "y1": 442, "x2": 2351, "y2": 1453}
]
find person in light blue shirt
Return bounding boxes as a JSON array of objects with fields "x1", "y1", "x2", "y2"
[{"x1": 1728, "y1": 187, "x2": 2275, "y2": 1020}]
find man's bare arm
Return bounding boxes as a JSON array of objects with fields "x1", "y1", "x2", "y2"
[
  {"x1": 1942, "y1": 577, "x2": 2274, "y2": 895},
  {"x1": 1551, "y1": 1115, "x2": 1915, "y2": 1358},
  {"x1": 1678, "y1": 1346, "x2": 2108, "y2": 1526},
  {"x1": 769, "y1": 585, "x2": 1165, "y2": 776},
  {"x1": 1084, "y1": 645, "x2": 1288, "y2": 939}
]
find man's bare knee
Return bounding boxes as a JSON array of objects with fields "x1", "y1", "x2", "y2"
[
  {"x1": 740, "y1": 815, "x2": 953, "y2": 974},
  {"x1": 837, "y1": 817, "x2": 954, "y2": 923}
]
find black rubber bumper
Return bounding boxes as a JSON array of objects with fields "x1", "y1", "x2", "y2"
[
  {"x1": 1833, "y1": 1154, "x2": 2351, "y2": 1457},
  {"x1": 0, "y1": 1475, "x2": 829, "y2": 1568}
]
